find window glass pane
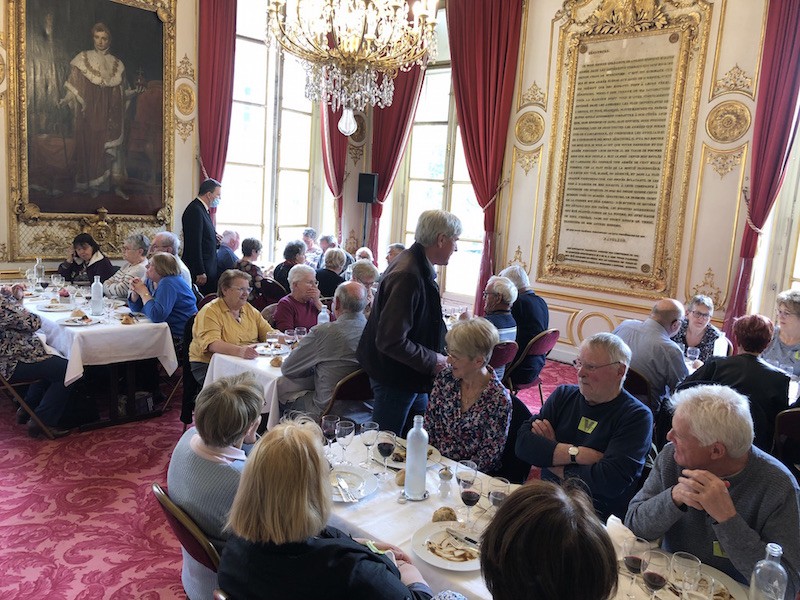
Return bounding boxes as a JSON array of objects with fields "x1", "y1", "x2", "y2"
[
  {"x1": 228, "y1": 103, "x2": 266, "y2": 165},
  {"x1": 277, "y1": 170, "x2": 309, "y2": 225},
  {"x1": 431, "y1": 8, "x2": 450, "y2": 65},
  {"x1": 409, "y1": 124, "x2": 447, "y2": 180},
  {"x1": 217, "y1": 225, "x2": 265, "y2": 251},
  {"x1": 278, "y1": 227, "x2": 307, "y2": 247},
  {"x1": 406, "y1": 180, "x2": 444, "y2": 233},
  {"x1": 377, "y1": 188, "x2": 395, "y2": 271},
  {"x1": 443, "y1": 239, "x2": 482, "y2": 297},
  {"x1": 279, "y1": 111, "x2": 312, "y2": 170},
  {"x1": 450, "y1": 183, "x2": 483, "y2": 241},
  {"x1": 215, "y1": 164, "x2": 265, "y2": 225},
  {"x1": 414, "y1": 70, "x2": 450, "y2": 122},
  {"x1": 320, "y1": 187, "x2": 337, "y2": 239},
  {"x1": 452, "y1": 128, "x2": 471, "y2": 182},
  {"x1": 282, "y1": 55, "x2": 312, "y2": 112},
  {"x1": 237, "y1": 0, "x2": 267, "y2": 40},
  {"x1": 233, "y1": 39, "x2": 268, "y2": 104}
]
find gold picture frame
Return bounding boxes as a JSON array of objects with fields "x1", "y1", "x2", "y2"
[{"x1": 6, "y1": 0, "x2": 176, "y2": 260}]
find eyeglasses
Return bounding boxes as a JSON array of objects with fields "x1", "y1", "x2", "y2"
[
  {"x1": 229, "y1": 286, "x2": 253, "y2": 294},
  {"x1": 572, "y1": 359, "x2": 620, "y2": 372},
  {"x1": 777, "y1": 309, "x2": 799, "y2": 318},
  {"x1": 482, "y1": 291, "x2": 499, "y2": 298},
  {"x1": 689, "y1": 310, "x2": 711, "y2": 319}
]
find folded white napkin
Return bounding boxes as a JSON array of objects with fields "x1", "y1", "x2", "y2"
[{"x1": 606, "y1": 515, "x2": 635, "y2": 560}]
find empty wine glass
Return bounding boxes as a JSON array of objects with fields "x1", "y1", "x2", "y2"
[
  {"x1": 335, "y1": 420, "x2": 355, "y2": 465},
  {"x1": 671, "y1": 551, "x2": 702, "y2": 595},
  {"x1": 375, "y1": 430, "x2": 396, "y2": 481},
  {"x1": 359, "y1": 421, "x2": 379, "y2": 468},
  {"x1": 621, "y1": 537, "x2": 650, "y2": 599},
  {"x1": 294, "y1": 327, "x2": 307, "y2": 340},
  {"x1": 640, "y1": 549, "x2": 670, "y2": 600},
  {"x1": 284, "y1": 329, "x2": 297, "y2": 345},
  {"x1": 459, "y1": 477, "x2": 482, "y2": 530},
  {"x1": 321, "y1": 415, "x2": 339, "y2": 461},
  {"x1": 488, "y1": 477, "x2": 510, "y2": 512},
  {"x1": 686, "y1": 347, "x2": 700, "y2": 362}
]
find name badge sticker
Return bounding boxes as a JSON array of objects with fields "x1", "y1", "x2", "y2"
[
  {"x1": 578, "y1": 417, "x2": 598, "y2": 434},
  {"x1": 712, "y1": 541, "x2": 728, "y2": 559}
]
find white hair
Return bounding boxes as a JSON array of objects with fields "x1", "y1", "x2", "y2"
[
  {"x1": 498, "y1": 265, "x2": 531, "y2": 290},
  {"x1": 487, "y1": 276, "x2": 518, "y2": 305},
  {"x1": 581, "y1": 333, "x2": 631, "y2": 367},
  {"x1": 155, "y1": 231, "x2": 180, "y2": 254},
  {"x1": 288, "y1": 264, "x2": 316, "y2": 288},
  {"x1": 414, "y1": 210, "x2": 463, "y2": 246},
  {"x1": 670, "y1": 385, "x2": 754, "y2": 458}
]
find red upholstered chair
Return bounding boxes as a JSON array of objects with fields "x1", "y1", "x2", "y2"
[
  {"x1": 197, "y1": 293, "x2": 217, "y2": 310},
  {"x1": 623, "y1": 368, "x2": 653, "y2": 412},
  {"x1": 321, "y1": 369, "x2": 374, "y2": 424},
  {"x1": 0, "y1": 373, "x2": 55, "y2": 440},
  {"x1": 488, "y1": 341, "x2": 519, "y2": 373},
  {"x1": 151, "y1": 482, "x2": 220, "y2": 572},
  {"x1": 261, "y1": 277, "x2": 289, "y2": 306},
  {"x1": 773, "y1": 408, "x2": 800, "y2": 482},
  {"x1": 261, "y1": 303, "x2": 279, "y2": 327},
  {"x1": 503, "y1": 329, "x2": 560, "y2": 403}
]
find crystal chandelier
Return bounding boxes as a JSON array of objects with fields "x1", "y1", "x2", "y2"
[{"x1": 267, "y1": 0, "x2": 438, "y2": 135}]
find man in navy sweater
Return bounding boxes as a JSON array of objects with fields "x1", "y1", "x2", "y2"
[{"x1": 516, "y1": 332, "x2": 653, "y2": 519}]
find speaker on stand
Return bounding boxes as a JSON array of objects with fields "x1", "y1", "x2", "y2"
[{"x1": 357, "y1": 173, "x2": 379, "y2": 247}]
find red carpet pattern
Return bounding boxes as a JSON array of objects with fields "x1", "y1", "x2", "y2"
[{"x1": 0, "y1": 360, "x2": 572, "y2": 599}]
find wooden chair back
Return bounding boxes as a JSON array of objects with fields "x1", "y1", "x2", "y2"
[{"x1": 0, "y1": 372, "x2": 55, "y2": 439}]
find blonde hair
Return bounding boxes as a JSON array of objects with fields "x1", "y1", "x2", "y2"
[
  {"x1": 446, "y1": 317, "x2": 499, "y2": 366},
  {"x1": 323, "y1": 247, "x2": 347, "y2": 272},
  {"x1": 226, "y1": 419, "x2": 331, "y2": 544},
  {"x1": 149, "y1": 252, "x2": 180, "y2": 278}
]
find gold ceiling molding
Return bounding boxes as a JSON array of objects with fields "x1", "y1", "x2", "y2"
[
  {"x1": 174, "y1": 54, "x2": 196, "y2": 143},
  {"x1": 587, "y1": 0, "x2": 669, "y2": 35},
  {"x1": 712, "y1": 64, "x2": 753, "y2": 98},
  {"x1": 706, "y1": 100, "x2": 750, "y2": 144},
  {"x1": 706, "y1": 147, "x2": 743, "y2": 178},
  {"x1": 515, "y1": 147, "x2": 541, "y2": 176},
  {"x1": 691, "y1": 267, "x2": 723, "y2": 309},
  {"x1": 515, "y1": 111, "x2": 545, "y2": 146},
  {"x1": 520, "y1": 81, "x2": 547, "y2": 110}
]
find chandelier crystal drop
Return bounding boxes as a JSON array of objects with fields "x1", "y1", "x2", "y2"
[{"x1": 268, "y1": 0, "x2": 438, "y2": 135}]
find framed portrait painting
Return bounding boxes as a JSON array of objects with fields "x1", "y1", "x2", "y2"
[{"x1": 6, "y1": 0, "x2": 176, "y2": 260}]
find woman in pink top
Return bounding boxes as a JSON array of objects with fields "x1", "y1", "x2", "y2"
[{"x1": 274, "y1": 264, "x2": 323, "y2": 331}]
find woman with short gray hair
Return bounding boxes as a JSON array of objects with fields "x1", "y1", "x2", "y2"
[
  {"x1": 103, "y1": 232, "x2": 150, "y2": 299},
  {"x1": 316, "y1": 247, "x2": 346, "y2": 297},
  {"x1": 274, "y1": 264, "x2": 323, "y2": 331},
  {"x1": 670, "y1": 294, "x2": 721, "y2": 362}
]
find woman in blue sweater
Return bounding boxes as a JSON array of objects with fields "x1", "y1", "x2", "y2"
[{"x1": 129, "y1": 252, "x2": 197, "y2": 341}]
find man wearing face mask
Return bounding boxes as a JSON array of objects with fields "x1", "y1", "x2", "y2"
[{"x1": 182, "y1": 178, "x2": 221, "y2": 295}]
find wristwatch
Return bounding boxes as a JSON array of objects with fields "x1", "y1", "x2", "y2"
[{"x1": 568, "y1": 446, "x2": 580, "y2": 464}]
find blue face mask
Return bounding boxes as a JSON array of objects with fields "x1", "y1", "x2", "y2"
[{"x1": 210, "y1": 197, "x2": 221, "y2": 208}]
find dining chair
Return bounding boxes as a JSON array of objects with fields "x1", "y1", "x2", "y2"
[
  {"x1": 623, "y1": 368, "x2": 652, "y2": 410},
  {"x1": 773, "y1": 408, "x2": 800, "y2": 482},
  {"x1": 488, "y1": 341, "x2": 519, "y2": 373},
  {"x1": 321, "y1": 368, "x2": 374, "y2": 424},
  {"x1": 151, "y1": 483, "x2": 220, "y2": 571},
  {"x1": 502, "y1": 329, "x2": 560, "y2": 403},
  {"x1": 0, "y1": 372, "x2": 55, "y2": 440},
  {"x1": 261, "y1": 277, "x2": 289, "y2": 305},
  {"x1": 197, "y1": 293, "x2": 217, "y2": 310},
  {"x1": 179, "y1": 314, "x2": 199, "y2": 428},
  {"x1": 488, "y1": 393, "x2": 533, "y2": 484},
  {"x1": 261, "y1": 303, "x2": 279, "y2": 327}
]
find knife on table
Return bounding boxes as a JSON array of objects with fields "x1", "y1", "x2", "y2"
[{"x1": 445, "y1": 528, "x2": 480, "y2": 550}]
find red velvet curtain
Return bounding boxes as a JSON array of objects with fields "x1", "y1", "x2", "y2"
[
  {"x1": 723, "y1": 0, "x2": 800, "y2": 334},
  {"x1": 197, "y1": 0, "x2": 237, "y2": 225},
  {"x1": 447, "y1": 0, "x2": 522, "y2": 316},
  {"x1": 321, "y1": 107, "x2": 350, "y2": 243},
  {"x1": 369, "y1": 67, "x2": 426, "y2": 252}
]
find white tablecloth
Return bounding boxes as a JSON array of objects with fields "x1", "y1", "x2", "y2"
[
  {"x1": 203, "y1": 352, "x2": 282, "y2": 426},
  {"x1": 25, "y1": 300, "x2": 178, "y2": 386}
]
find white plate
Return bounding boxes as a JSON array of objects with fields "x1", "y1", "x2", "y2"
[
  {"x1": 59, "y1": 317, "x2": 101, "y2": 327},
  {"x1": 255, "y1": 343, "x2": 292, "y2": 356},
  {"x1": 37, "y1": 303, "x2": 75, "y2": 312},
  {"x1": 411, "y1": 521, "x2": 480, "y2": 572},
  {"x1": 115, "y1": 307, "x2": 132, "y2": 315},
  {"x1": 23, "y1": 292, "x2": 41, "y2": 298},
  {"x1": 699, "y1": 564, "x2": 747, "y2": 600},
  {"x1": 329, "y1": 465, "x2": 378, "y2": 502},
  {"x1": 386, "y1": 443, "x2": 442, "y2": 470}
]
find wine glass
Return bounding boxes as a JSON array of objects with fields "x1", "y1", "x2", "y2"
[
  {"x1": 671, "y1": 551, "x2": 702, "y2": 596},
  {"x1": 295, "y1": 327, "x2": 307, "y2": 340},
  {"x1": 359, "y1": 421, "x2": 379, "y2": 468},
  {"x1": 455, "y1": 459, "x2": 477, "y2": 485},
  {"x1": 459, "y1": 477, "x2": 482, "y2": 530},
  {"x1": 51, "y1": 274, "x2": 64, "y2": 289},
  {"x1": 284, "y1": 329, "x2": 297, "y2": 345},
  {"x1": 621, "y1": 537, "x2": 651, "y2": 599},
  {"x1": 640, "y1": 549, "x2": 670, "y2": 600},
  {"x1": 321, "y1": 415, "x2": 339, "y2": 461},
  {"x1": 375, "y1": 430, "x2": 396, "y2": 481},
  {"x1": 488, "y1": 477, "x2": 510, "y2": 512},
  {"x1": 335, "y1": 420, "x2": 355, "y2": 465},
  {"x1": 686, "y1": 347, "x2": 700, "y2": 362},
  {"x1": 265, "y1": 331, "x2": 279, "y2": 356}
]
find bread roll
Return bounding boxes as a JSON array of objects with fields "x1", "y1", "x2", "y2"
[
  {"x1": 394, "y1": 468, "x2": 406, "y2": 486},
  {"x1": 269, "y1": 356, "x2": 283, "y2": 368},
  {"x1": 71, "y1": 308, "x2": 87, "y2": 318},
  {"x1": 432, "y1": 507, "x2": 458, "y2": 522}
]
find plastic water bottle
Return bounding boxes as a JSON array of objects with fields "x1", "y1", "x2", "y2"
[
  {"x1": 404, "y1": 415, "x2": 428, "y2": 501},
  {"x1": 90, "y1": 276, "x2": 104, "y2": 316},
  {"x1": 749, "y1": 543, "x2": 788, "y2": 600},
  {"x1": 317, "y1": 306, "x2": 330, "y2": 326}
]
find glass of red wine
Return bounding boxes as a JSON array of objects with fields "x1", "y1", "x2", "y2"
[
  {"x1": 641, "y1": 549, "x2": 670, "y2": 600},
  {"x1": 459, "y1": 477, "x2": 482, "y2": 530},
  {"x1": 375, "y1": 431, "x2": 396, "y2": 482},
  {"x1": 321, "y1": 415, "x2": 339, "y2": 461},
  {"x1": 621, "y1": 537, "x2": 651, "y2": 599},
  {"x1": 488, "y1": 477, "x2": 510, "y2": 513}
]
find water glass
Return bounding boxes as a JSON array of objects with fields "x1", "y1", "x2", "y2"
[
  {"x1": 294, "y1": 327, "x2": 307, "y2": 339},
  {"x1": 686, "y1": 347, "x2": 700, "y2": 361},
  {"x1": 284, "y1": 329, "x2": 297, "y2": 345},
  {"x1": 335, "y1": 420, "x2": 355, "y2": 465},
  {"x1": 488, "y1": 477, "x2": 510, "y2": 510},
  {"x1": 671, "y1": 551, "x2": 701, "y2": 593},
  {"x1": 359, "y1": 421, "x2": 379, "y2": 468}
]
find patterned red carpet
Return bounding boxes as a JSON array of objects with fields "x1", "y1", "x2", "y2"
[{"x1": 0, "y1": 360, "x2": 571, "y2": 599}]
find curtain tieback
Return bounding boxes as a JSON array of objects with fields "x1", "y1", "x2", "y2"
[
  {"x1": 482, "y1": 176, "x2": 510, "y2": 212},
  {"x1": 198, "y1": 154, "x2": 209, "y2": 181},
  {"x1": 742, "y1": 187, "x2": 763, "y2": 235}
]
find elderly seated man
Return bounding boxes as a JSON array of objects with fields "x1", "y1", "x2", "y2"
[
  {"x1": 273, "y1": 264, "x2": 323, "y2": 332},
  {"x1": 149, "y1": 230, "x2": 192, "y2": 285},
  {"x1": 216, "y1": 230, "x2": 240, "y2": 277},
  {"x1": 275, "y1": 281, "x2": 367, "y2": 417},
  {"x1": 613, "y1": 297, "x2": 688, "y2": 414},
  {"x1": 625, "y1": 384, "x2": 800, "y2": 597},
  {"x1": 515, "y1": 332, "x2": 653, "y2": 520},
  {"x1": 316, "y1": 235, "x2": 355, "y2": 270},
  {"x1": 482, "y1": 275, "x2": 518, "y2": 380}
]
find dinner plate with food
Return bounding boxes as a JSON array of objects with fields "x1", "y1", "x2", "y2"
[
  {"x1": 329, "y1": 465, "x2": 378, "y2": 503},
  {"x1": 59, "y1": 309, "x2": 100, "y2": 326},
  {"x1": 255, "y1": 342, "x2": 292, "y2": 357},
  {"x1": 412, "y1": 520, "x2": 480, "y2": 572},
  {"x1": 37, "y1": 300, "x2": 75, "y2": 312},
  {"x1": 387, "y1": 442, "x2": 442, "y2": 470}
]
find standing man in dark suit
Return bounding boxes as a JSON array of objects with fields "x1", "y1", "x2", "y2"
[{"x1": 182, "y1": 178, "x2": 220, "y2": 295}]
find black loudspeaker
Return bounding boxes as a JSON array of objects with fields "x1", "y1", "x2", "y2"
[{"x1": 357, "y1": 172, "x2": 379, "y2": 204}]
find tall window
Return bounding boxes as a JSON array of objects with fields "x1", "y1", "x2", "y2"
[{"x1": 215, "y1": 0, "x2": 334, "y2": 261}]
